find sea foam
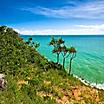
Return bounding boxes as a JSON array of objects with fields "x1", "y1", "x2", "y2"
[{"x1": 74, "y1": 75, "x2": 104, "y2": 90}]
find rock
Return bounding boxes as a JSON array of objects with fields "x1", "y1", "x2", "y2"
[{"x1": 0, "y1": 74, "x2": 6, "y2": 89}]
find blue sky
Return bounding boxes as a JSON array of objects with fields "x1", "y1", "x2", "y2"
[{"x1": 1, "y1": 0, "x2": 104, "y2": 35}]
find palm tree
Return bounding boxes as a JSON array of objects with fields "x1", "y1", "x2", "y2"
[
  {"x1": 49, "y1": 37, "x2": 56, "y2": 46},
  {"x1": 52, "y1": 46, "x2": 62, "y2": 63},
  {"x1": 49, "y1": 37, "x2": 64, "y2": 64},
  {"x1": 61, "y1": 45, "x2": 70, "y2": 69},
  {"x1": 49, "y1": 37, "x2": 59, "y2": 63},
  {"x1": 68, "y1": 47, "x2": 76, "y2": 75},
  {"x1": 57, "y1": 38, "x2": 64, "y2": 45}
]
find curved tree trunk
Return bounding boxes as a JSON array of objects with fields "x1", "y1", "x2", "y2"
[
  {"x1": 69, "y1": 58, "x2": 72, "y2": 75},
  {"x1": 69, "y1": 53, "x2": 76, "y2": 75},
  {"x1": 57, "y1": 53, "x2": 59, "y2": 64},
  {"x1": 63, "y1": 57, "x2": 66, "y2": 69}
]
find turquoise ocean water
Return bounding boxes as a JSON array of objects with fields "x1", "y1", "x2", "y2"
[{"x1": 21, "y1": 35, "x2": 104, "y2": 84}]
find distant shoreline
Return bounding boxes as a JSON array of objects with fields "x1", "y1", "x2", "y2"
[{"x1": 20, "y1": 34, "x2": 104, "y2": 37}]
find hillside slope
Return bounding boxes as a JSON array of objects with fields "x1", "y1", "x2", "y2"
[{"x1": 0, "y1": 26, "x2": 104, "y2": 104}]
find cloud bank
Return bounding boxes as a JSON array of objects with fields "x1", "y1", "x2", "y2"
[{"x1": 15, "y1": 24, "x2": 104, "y2": 35}]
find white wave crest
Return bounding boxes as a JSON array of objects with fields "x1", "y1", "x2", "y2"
[{"x1": 73, "y1": 74, "x2": 104, "y2": 90}]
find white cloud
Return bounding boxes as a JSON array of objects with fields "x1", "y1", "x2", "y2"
[
  {"x1": 21, "y1": 0, "x2": 104, "y2": 19},
  {"x1": 15, "y1": 24, "x2": 104, "y2": 35},
  {"x1": 15, "y1": 29, "x2": 36, "y2": 35}
]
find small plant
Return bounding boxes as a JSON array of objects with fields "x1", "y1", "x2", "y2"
[{"x1": 26, "y1": 37, "x2": 40, "y2": 49}]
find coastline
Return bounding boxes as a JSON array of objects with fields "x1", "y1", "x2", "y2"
[
  {"x1": 74, "y1": 75, "x2": 104, "y2": 90},
  {"x1": 21, "y1": 35, "x2": 104, "y2": 90}
]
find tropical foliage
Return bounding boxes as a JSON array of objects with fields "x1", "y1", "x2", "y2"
[
  {"x1": 49, "y1": 37, "x2": 64, "y2": 64},
  {"x1": 49, "y1": 37, "x2": 77, "y2": 74},
  {"x1": 26, "y1": 37, "x2": 40, "y2": 49},
  {"x1": 0, "y1": 26, "x2": 104, "y2": 104}
]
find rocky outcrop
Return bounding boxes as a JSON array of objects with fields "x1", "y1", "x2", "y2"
[{"x1": 0, "y1": 74, "x2": 6, "y2": 89}]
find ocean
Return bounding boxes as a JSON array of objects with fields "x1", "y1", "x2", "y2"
[{"x1": 21, "y1": 35, "x2": 104, "y2": 86}]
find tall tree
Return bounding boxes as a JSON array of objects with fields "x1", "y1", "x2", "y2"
[
  {"x1": 61, "y1": 45, "x2": 70, "y2": 69},
  {"x1": 68, "y1": 47, "x2": 76, "y2": 75},
  {"x1": 52, "y1": 46, "x2": 62, "y2": 64},
  {"x1": 49, "y1": 37, "x2": 64, "y2": 64}
]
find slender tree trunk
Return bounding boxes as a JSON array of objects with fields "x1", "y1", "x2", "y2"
[
  {"x1": 69, "y1": 58, "x2": 72, "y2": 75},
  {"x1": 63, "y1": 57, "x2": 65, "y2": 69},
  {"x1": 57, "y1": 53, "x2": 59, "y2": 64}
]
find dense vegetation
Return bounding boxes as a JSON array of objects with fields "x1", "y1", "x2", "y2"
[{"x1": 0, "y1": 26, "x2": 104, "y2": 104}]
